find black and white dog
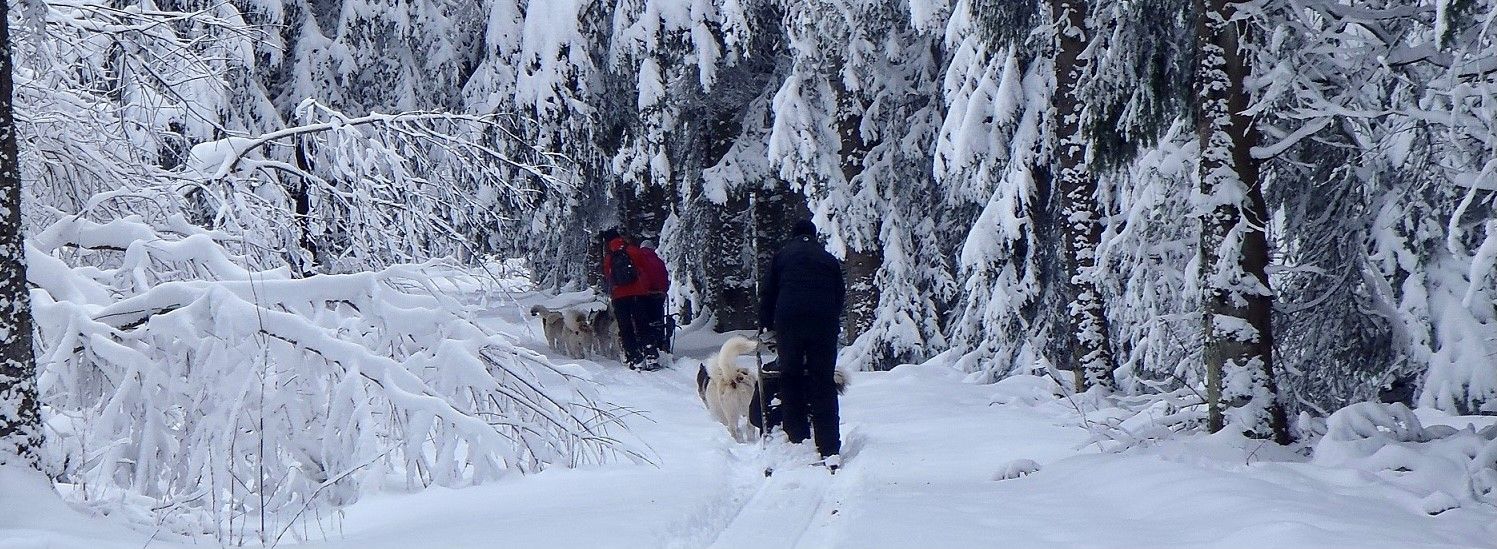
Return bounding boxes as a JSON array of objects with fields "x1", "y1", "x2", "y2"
[{"x1": 696, "y1": 336, "x2": 850, "y2": 441}]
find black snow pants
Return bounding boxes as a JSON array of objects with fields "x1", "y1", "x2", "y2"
[
  {"x1": 776, "y1": 316, "x2": 841, "y2": 458},
  {"x1": 643, "y1": 293, "x2": 670, "y2": 353},
  {"x1": 613, "y1": 296, "x2": 661, "y2": 366}
]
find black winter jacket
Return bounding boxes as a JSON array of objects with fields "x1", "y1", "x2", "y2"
[{"x1": 759, "y1": 235, "x2": 845, "y2": 331}]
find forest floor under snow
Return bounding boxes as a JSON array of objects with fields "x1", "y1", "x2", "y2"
[{"x1": 3, "y1": 288, "x2": 1496, "y2": 549}]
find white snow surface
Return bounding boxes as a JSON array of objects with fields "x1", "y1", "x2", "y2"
[{"x1": 3, "y1": 290, "x2": 1495, "y2": 549}]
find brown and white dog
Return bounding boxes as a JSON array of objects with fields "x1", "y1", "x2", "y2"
[{"x1": 530, "y1": 302, "x2": 618, "y2": 359}]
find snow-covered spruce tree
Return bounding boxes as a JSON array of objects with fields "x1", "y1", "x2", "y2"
[
  {"x1": 1249, "y1": 0, "x2": 1403, "y2": 415},
  {"x1": 927, "y1": 0, "x2": 1057, "y2": 379},
  {"x1": 0, "y1": 0, "x2": 42, "y2": 469},
  {"x1": 249, "y1": 0, "x2": 485, "y2": 117},
  {"x1": 607, "y1": 0, "x2": 793, "y2": 331},
  {"x1": 1098, "y1": 123, "x2": 1202, "y2": 393},
  {"x1": 1192, "y1": 0, "x2": 1290, "y2": 442},
  {"x1": 459, "y1": 0, "x2": 621, "y2": 289},
  {"x1": 1254, "y1": 0, "x2": 1497, "y2": 415},
  {"x1": 770, "y1": 0, "x2": 956, "y2": 370},
  {"x1": 1085, "y1": 0, "x2": 1197, "y2": 395},
  {"x1": 1050, "y1": 0, "x2": 1115, "y2": 390}
]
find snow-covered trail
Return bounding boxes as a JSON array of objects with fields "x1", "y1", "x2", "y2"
[
  {"x1": 299, "y1": 319, "x2": 1096, "y2": 549},
  {"x1": 3, "y1": 294, "x2": 1494, "y2": 549},
  {"x1": 288, "y1": 300, "x2": 1493, "y2": 549}
]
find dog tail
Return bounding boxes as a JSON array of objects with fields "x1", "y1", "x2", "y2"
[
  {"x1": 709, "y1": 336, "x2": 759, "y2": 381},
  {"x1": 719, "y1": 335, "x2": 759, "y2": 362},
  {"x1": 833, "y1": 366, "x2": 853, "y2": 395}
]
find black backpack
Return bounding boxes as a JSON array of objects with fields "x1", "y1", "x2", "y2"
[{"x1": 609, "y1": 248, "x2": 639, "y2": 286}]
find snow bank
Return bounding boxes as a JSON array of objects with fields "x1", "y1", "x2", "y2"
[{"x1": 0, "y1": 466, "x2": 155, "y2": 549}]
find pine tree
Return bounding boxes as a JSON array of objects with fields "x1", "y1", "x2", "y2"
[
  {"x1": 1050, "y1": 0, "x2": 1115, "y2": 391},
  {"x1": 1192, "y1": 0, "x2": 1289, "y2": 442},
  {"x1": 0, "y1": 0, "x2": 42, "y2": 469}
]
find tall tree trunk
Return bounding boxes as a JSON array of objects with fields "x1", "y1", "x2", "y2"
[
  {"x1": 1193, "y1": 0, "x2": 1290, "y2": 443},
  {"x1": 0, "y1": 0, "x2": 43, "y2": 469},
  {"x1": 619, "y1": 181, "x2": 672, "y2": 246},
  {"x1": 833, "y1": 89, "x2": 882, "y2": 351},
  {"x1": 290, "y1": 136, "x2": 321, "y2": 276},
  {"x1": 697, "y1": 106, "x2": 758, "y2": 331},
  {"x1": 1051, "y1": 0, "x2": 1116, "y2": 392}
]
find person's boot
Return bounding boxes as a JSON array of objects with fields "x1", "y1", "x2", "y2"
[
  {"x1": 815, "y1": 454, "x2": 841, "y2": 473},
  {"x1": 637, "y1": 350, "x2": 663, "y2": 371}
]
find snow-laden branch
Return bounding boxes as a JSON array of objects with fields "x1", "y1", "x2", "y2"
[
  {"x1": 29, "y1": 216, "x2": 640, "y2": 542},
  {"x1": 177, "y1": 98, "x2": 574, "y2": 273},
  {"x1": 187, "y1": 99, "x2": 567, "y2": 187}
]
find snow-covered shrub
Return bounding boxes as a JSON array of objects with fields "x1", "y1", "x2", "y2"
[
  {"x1": 1315, "y1": 403, "x2": 1497, "y2": 512},
  {"x1": 1064, "y1": 386, "x2": 1210, "y2": 453},
  {"x1": 988, "y1": 374, "x2": 1063, "y2": 407},
  {"x1": 29, "y1": 216, "x2": 634, "y2": 543}
]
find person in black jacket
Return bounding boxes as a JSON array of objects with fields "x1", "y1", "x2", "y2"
[{"x1": 759, "y1": 218, "x2": 844, "y2": 465}]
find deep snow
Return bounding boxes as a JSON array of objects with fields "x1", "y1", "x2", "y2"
[{"x1": 2, "y1": 292, "x2": 1494, "y2": 549}]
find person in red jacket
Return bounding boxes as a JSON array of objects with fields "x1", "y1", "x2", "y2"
[
  {"x1": 600, "y1": 229, "x2": 666, "y2": 370},
  {"x1": 637, "y1": 239, "x2": 671, "y2": 354}
]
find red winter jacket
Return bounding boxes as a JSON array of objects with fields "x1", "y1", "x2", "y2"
[
  {"x1": 638, "y1": 247, "x2": 670, "y2": 295},
  {"x1": 603, "y1": 238, "x2": 658, "y2": 299}
]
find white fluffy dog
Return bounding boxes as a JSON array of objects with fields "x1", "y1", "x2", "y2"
[{"x1": 697, "y1": 336, "x2": 761, "y2": 443}]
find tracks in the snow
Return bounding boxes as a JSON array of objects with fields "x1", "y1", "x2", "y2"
[{"x1": 705, "y1": 453, "x2": 841, "y2": 549}]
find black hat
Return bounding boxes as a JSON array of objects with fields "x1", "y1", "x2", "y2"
[
  {"x1": 792, "y1": 219, "x2": 817, "y2": 236},
  {"x1": 599, "y1": 228, "x2": 621, "y2": 242}
]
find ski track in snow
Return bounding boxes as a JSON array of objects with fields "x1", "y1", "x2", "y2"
[{"x1": 707, "y1": 466, "x2": 832, "y2": 549}]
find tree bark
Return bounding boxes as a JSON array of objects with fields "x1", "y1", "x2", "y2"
[
  {"x1": 1193, "y1": 0, "x2": 1290, "y2": 443},
  {"x1": 290, "y1": 135, "x2": 321, "y2": 275},
  {"x1": 1051, "y1": 0, "x2": 1116, "y2": 392},
  {"x1": 0, "y1": 0, "x2": 44, "y2": 469}
]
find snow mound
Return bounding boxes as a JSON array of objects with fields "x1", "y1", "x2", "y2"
[
  {"x1": 988, "y1": 374, "x2": 1062, "y2": 406},
  {"x1": 1314, "y1": 402, "x2": 1497, "y2": 511},
  {"x1": 0, "y1": 466, "x2": 155, "y2": 548},
  {"x1": 992, "y1": 458, "x2": 1041, "y2": 480}
]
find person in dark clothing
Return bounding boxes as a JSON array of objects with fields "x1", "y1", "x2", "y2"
[
  {"x1": 759, "y1": 219, "x2": 845, "y2": 465},
  {"x1": 601, "y1": 229, "x2": 666, "y2": 371}
]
